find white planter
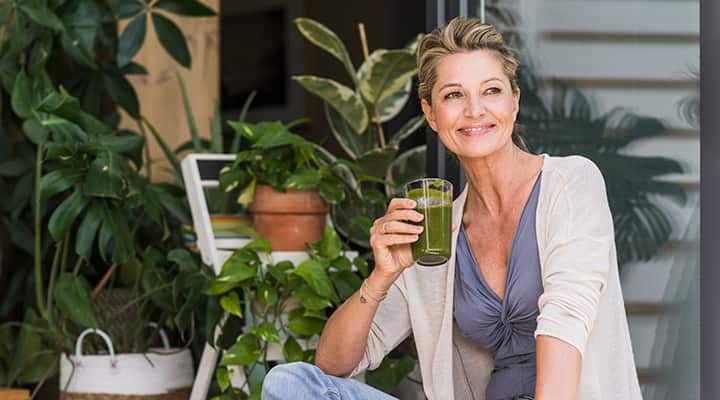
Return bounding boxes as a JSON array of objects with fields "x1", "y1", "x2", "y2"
[{"x1": 60, "y1": 328, "x2": 194, "y2": 398}]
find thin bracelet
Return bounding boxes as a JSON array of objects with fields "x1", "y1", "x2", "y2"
[{"x1": 359, "y1": 279, "x2": 388, "y2": 304}]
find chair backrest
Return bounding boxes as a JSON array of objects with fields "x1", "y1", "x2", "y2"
[{"x1": 181, "y1": 153, "x2": 249, "y2": 274}]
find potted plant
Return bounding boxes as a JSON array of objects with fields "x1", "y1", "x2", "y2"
[
  {"x1": 217, "y1": 121, "x2": 348, "y2": 251},
  {"x1": 203, "y1": 225, "x2": 371, "y2": 398}
]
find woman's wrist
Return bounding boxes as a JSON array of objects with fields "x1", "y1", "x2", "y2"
[{"x1": 366, "y1": 270, "x2": 399, "y2": 294}]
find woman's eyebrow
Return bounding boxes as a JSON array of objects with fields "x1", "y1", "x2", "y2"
[{"x1": 437, "y1": 77, "x2": 504, "y2": 91}]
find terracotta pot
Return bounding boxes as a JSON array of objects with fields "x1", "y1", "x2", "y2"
[{"x1": 249, "y1": 185, "x2": 329, "y2": 251}]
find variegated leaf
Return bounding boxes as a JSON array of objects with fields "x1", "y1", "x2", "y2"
[
  {"x1": 389, "y1": 115, "x2": 426, "y2": 146},
  {"x1": 357, "y1": 54, "x2": 412, "y2": 123},
  {"x1": 387, "y1": 145, "x2": 427, "y2": 197},
  {"x1": 405, "y1": 33, "x2": 424, "y2": 54},
  {"x1": 324, "y1": 102, "x2": 365, "y2": 159},
  {"x1": 294, "y1": 18, "x2": 356, "y2": 83},
  {"x1": 294, "y1": 75, "x2": 368, "y2": 134},
  {"x1": 358, "y1": 49, "x2": 417, "y2": 107}
]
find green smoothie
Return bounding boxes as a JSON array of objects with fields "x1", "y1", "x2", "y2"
[{"x1": 406, "y1": 187, "x2": 452, "y2": 266}]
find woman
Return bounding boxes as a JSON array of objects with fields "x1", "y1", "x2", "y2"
[{"x1": 262, "y1": 17, "x2": 642, "y2": 400}]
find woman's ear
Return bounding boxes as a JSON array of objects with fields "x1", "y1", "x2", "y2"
[{"x1": 421, "y1": 99, "x2": 438, "y2": 132}]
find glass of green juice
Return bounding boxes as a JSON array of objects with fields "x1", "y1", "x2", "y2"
[{"x1": 404, "y1": 178, "x2": 453, "y2": 266}]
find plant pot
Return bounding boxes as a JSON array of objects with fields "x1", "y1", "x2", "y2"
[
  {"x1": 0, "y1": 389, "x2": 29, "y2": 400},
  {"x1": 60, "y1": 329, "x2": 193, "y2": 400},
  {"x1": 249, "y1": 185, "x2": 329, "y2": 251}
]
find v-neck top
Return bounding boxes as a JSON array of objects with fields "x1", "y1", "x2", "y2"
[{"x1": 453, "y1": 174, "x2": 543, "y2": 400}]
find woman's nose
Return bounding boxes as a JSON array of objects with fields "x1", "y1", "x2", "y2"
[{"x1": 464, "y1": 96, "x2": 486, "y2": 118}]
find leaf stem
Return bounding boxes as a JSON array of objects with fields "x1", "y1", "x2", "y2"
[
  {"x1": 358, "y1": 22, "x2": 386, "y2": 148},
  {"x1": 45, "y1": 237, "x2": 64, "y2": 319},
  {"x1": 34, "y1": 143, "x2": 47, "y2": 318}
]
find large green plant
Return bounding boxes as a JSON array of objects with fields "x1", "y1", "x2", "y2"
[
  {"x1": 292, "y1": 18, "x2": 427, "y2": 248},
  {"x1": 204, "y1": 226, "x2": 379, "y2": 399},
  {"x1": 0, "y1": 0, "x2": 217, "y2": 387}
]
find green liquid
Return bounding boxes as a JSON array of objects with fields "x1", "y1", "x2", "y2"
[{"x1": 407, "y1": 189, "x2": 452, "y2": 266}]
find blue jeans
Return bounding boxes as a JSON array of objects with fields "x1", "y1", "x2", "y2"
[{"x1": 261, "y1": 362, "x2": 398, "y2": 400}]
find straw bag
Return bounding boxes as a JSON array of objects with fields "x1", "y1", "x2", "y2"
[{"x1": 60, "y1": 328, "x2": 194, "y2": 400}]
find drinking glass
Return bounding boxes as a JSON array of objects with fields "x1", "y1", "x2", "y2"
[{"x1": 404, "y1": 178, "x2": 453, "y2": 266}]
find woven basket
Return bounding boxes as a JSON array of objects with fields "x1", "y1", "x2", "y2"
[{"x1": 60, "y1": 329, "x2": 193, "y2": 400}]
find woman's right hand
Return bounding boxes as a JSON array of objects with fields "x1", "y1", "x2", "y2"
[{"x1": 369, "y1": 198, "x2": 425, "y2": 283}]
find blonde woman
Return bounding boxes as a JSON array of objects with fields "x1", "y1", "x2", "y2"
[{"x1": 262, "y1": 17, "x2": 642, "y2": 400}]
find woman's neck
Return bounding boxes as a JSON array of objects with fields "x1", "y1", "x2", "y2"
[{"x1": 460, "y1": 145, "x2": 537, "y2": 217}]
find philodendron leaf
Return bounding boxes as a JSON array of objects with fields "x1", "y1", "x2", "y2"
[
  {"x1": 256, "y1": 282, "x2": 278, "y2": 307},
  {"x1": 216, "y1": 367, "x2": 231, "y2": 392},
  {"x1": 283, "y1": 337, "x2": 304, "y2": 362},
  {"x1": 220, "y1": 333, "x2": 260, "y2": 366},
  {"x1": 117, "y1": 14, "x2": 147, "y2": 67},
  {"x1": 219, "y1": 291, "x2": 242, "y2": 317},
  {"x1": 294, "y1": 18, "x2": 355, "y2": 82},
  {"x1": 319, "y1": 225, "x2": 341, "y2": 260},
  {"x1": 287, "y1": 314, "x2": 325, "y2": 336},
  {"x1": 293, "y1": 284, "x2": 332, "y2": 310},
  {"x1": 284, "y1": 169, "x2": 320, "y2": 190},
  {"x1": 293, "y1": 259, "x2": 336, "y2": 301},
  {"x1": 53, "y1": 273, "x2": 98, "y2": 329},
  {"x1": 358, "y1": 50, "x2": 417, "y2": 106},
  {"x1": 292, "y1": 76, "x2": 368, "y2": 134},
  {"x1": 252, "y1": 321, "x2": 280, "y2": 343},
  {"x1": 151, "y1": 12, "x2": 191, "y2": 68}
]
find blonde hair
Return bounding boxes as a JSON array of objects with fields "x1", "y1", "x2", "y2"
[{"x1": 417, "y1": 17, "x2": 519, "y2": 104}]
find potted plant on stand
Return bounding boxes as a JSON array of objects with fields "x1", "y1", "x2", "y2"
[{"x1": 218, "y1": 121, "x2": 348, "y2": 251}]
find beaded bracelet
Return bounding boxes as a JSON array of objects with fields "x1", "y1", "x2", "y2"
[{"x1": 359, "y1": 279, "x2": 388, "y2": 304}]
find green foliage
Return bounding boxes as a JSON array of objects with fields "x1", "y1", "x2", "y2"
[
  {"x1": 207, "y1": 225, "x2": 368, "y2": 396},
  {"x1": 293, "y1": 18, "x2": 427, "y2": 248},
  {"x1": 218, "y1": 121, "x2": 349, "y2": 206},
  {"x1": 0, "y1": 0, "x2": 217, "y2": 386}
]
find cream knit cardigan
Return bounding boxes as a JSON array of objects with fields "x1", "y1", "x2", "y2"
[{"x1": 349, "y1": 154, "x2": 643, "y2": 400}]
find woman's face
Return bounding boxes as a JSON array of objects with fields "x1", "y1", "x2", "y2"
[{"x1": 421, "y1": 49, "x2": 519, "y2": 160}]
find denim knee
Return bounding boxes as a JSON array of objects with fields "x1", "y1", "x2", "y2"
[{"x1": 262, "y1": 362, "x2": 328, "y2": 399}]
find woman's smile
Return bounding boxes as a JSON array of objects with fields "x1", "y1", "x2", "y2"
[{"x1": 457, "y1": 123, "x2": 496, "y2": 136}]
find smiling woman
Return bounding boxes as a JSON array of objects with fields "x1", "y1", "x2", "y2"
[{"x1": 261, "y1": 17, "x2": 642, "y2": 400}]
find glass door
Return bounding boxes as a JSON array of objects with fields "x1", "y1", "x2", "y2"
[{"x1": 427, "y1": 0, "x2": 700, "y2": 398}]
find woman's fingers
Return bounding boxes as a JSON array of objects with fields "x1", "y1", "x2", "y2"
[
  {"x1": 379, "y1": 220, "x2": 423, "y2": 235},
  {"x1": 387, "y1": 198, "x2": 417, "y2": 213},
  {"x1": 369, "y1": 233, "x2": 419, "y2": 249}
]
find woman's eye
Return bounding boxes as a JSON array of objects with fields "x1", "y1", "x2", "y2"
[
  {"x1": 444, "y1": 91, "x2": 463, "y2": 99},
  {"x1": 484, "y1": 87, "x2": 501, "y2": 95}
]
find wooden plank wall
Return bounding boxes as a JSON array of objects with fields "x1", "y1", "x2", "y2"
[{"x1": 118, "y1": 0, "x2": 220, "y2": 182}]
